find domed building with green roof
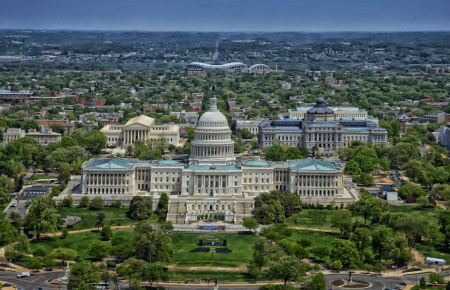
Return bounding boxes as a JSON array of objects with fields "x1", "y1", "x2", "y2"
[{"x1": 80, "y1": 98, "x2": 349, "y2": 224}]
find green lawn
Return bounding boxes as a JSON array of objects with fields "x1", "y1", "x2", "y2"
[
  {"x1": 167, "y1": 270, "x2": 272, "y2": 282},
  {"x1": 286, "y1": 210, "x2": 364, "y2": 230},
  {"x1": 31, "y1": 174, "x2": 56, "y2": 180},
  {"x1": 170, "y1": 233, "x2": 258, "y2": 267},
  {"x1": 29, "y1": 228, "x2": 133, "y2": 260},
  {"x1": 387, "y1": 205, "x2": 444, "y2": 227},
  {"x1": 56, "y1": 206, "x2": 157, "y2": 230}
]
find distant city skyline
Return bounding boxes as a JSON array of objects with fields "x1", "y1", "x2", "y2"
[{"x1": 1, "y1": 0, "x2": 450, "y2": 32}]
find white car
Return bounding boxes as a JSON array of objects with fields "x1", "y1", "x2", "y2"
[
  {"x1": 10, "y1": 203, "x2": 17, "y2": 207},
  {"x1": 17, "y1": 272, "x2": 30, "y2": 278}
]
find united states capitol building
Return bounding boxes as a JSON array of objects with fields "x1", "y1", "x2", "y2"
[{"x1": 81, "y1": 98, "x2": 351, "y2": 224}]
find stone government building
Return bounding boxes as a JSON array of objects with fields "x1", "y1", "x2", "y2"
[
  {"x1": 80, "y1": 98, "x2": 352, "y2": 224},
  {"x1": 100, "y1": 115, "x2": 181, "y2": 147},
  {"x1": 259, "y1": 98, "x2": 388, "y2": 155}
]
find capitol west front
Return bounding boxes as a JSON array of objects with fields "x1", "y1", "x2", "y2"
[{"x1": 81, "y1": 98, "x2": 347, "y2": 224}]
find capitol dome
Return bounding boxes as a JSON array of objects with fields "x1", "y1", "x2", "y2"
[
  {"x1": 197, "y1": 98, "x2": 229, "y2": 128},
  {"x1": 190, "y1": 97, "x2": 236, "y2": 165}
]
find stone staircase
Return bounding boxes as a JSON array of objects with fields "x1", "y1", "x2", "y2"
[{"x1": 167, "y1": 200, "x2": 187, "y2": 224}]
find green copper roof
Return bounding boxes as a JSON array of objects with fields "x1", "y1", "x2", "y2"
[
  {"x1": 289, "y1": 159, "x2": 336, "y2": 171},
  {"x1": 154, "y1": 160, "x2": 183, "y2": 166},
  {"x1": 88, "y1": 158, "x2": 135, "y2": 169},
  {"x1": 243, "y1": 161, "x2": 271, "y2": 167}
]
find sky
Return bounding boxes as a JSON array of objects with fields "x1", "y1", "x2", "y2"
[{"x1": 1, "y1": 0, "x2": 450, "y2": 32}]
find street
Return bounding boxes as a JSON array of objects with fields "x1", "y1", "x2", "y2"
[
  {"x1": 5, "y1": 200, "x2": 28, "y2": 219},
  {"x1": 0, "y1": 269, "x2": 447, "y2": 290}
]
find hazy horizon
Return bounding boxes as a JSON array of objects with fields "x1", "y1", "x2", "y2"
[{"x1": 1, "y1": 0, "x2": 449, "y2": 32}]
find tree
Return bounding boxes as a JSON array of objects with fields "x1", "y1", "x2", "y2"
[
  {"x1": 68, "y1": 259, "x2": 100, "y2": 290},
  {"x1": 158, "y1": 220, "x2": 174, "y2": 234},
  {"x1": 417, "y1": 196, "x2": 430, "y2": 208},
  {"x1": 30, "y1": 258, "x2": 43, "y2": 272},
  {"x1": 57, "y1": 163, "x2": 71, "y2": 184},
  {"x1": 128, "y1": 196, "x2": 153, "y2": 221},
  {"x1": 344, "y1": 160, "x2": 361, "y2": 175},
  {"x1": 24, "y1": 196, "x2": 59, "y2": 240},
  {"x1": 349, "y1": 191, "x2": 385, "y2": 226},
  {"x1": 237, "y1": 129, "x2": 253, "y2": 139},
  {"x1": 269, "y1": 256, "x2": 308, "y2": 286},
  {"x1": 265, "y1": 145, "x2": 286, "y2": 161},
  {"x1": 82, "y1": 130, "x2": 107, "y2": 155},
  {"x1": 157, "y1": 193, "x2": 169, "y2": 221},
  {"x1": 351, "y1": 227, "x2": 372, "y2": 261},
  {"x1": 49, "y1": 247, "x2": 78, "y2": 264},
  {"x1": 243, "y1": 217, "x2": 259, "y2": 234},
  {"x1": 33, "y1": 247, "x2": 47, "y2": 258},
  {"x1": 78, "y1": 196, "x2": 90, "y2": 208},
  {"x1": 332, "y1": 260, "x2": 343, "y2": 272},
  {"x1": 89, "y1": 197, "x2": 104, "y2": 210},
  {"x1": 420, "y1": 277, "x2": 427, "y2": 289},
  {"x1": 133, "y1": 222, "x2": 173, "y2": 264},
  {"x1": 311, "y1": 272, "x2": 327, "y2": 290},
  {"x1": 398, "y1": 184, "x2": 426, "y2": 199},
  {"x1": 372, "y1": 225, "x2": 393, "y2": 263},
  {"x1": 101, "y1": 226, "x2": 113, "y2": 241},
  {"x1": 0, "y1": 174, "x2": 15, "y2": 204},
  {"x1": 88, "y1": 240, "x2": 111, "y2": 261},
  {"x1": 111, "y1": 236, "x2": 134, "y2": 261},
  {"x1": 62, "y1": 228, "x2": 69, "y2": 239},
  {"x1": 310, "y1": 247, "x2": 329, "y2": 261},
  {"x1": 0, "y1": 218, "x2": 19, "y2": 246},
  {"x1": 96, "y1": 212, "x2": 106, "y2": 230},
  {"x1": 331, "y1": 211, "x2": 352, "y2": 237},
  {"x1": 330, "y1": 239, "x2": 359, "y2": 267}
]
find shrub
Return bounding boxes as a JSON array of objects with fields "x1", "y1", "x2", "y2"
[
  {"x1": 89, "y1": 197, "x2": 104, "y2": 210},
  {"x1": 420, "y1": 277, "x2": 427, "y2": 289},
  {"x1": 61, "y1": 228, "x2": 69, "y2": 239},
  {"x1": 78, "y1": 196, "x2": 90, "y2": 208},
  {"x1": 33, "y1": 247, "x2": 47, "y2": 257},
  {"x1": 106, "y1": 261, "x2": 116, "y2": 268}
]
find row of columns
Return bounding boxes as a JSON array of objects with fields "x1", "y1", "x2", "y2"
[
  {"x1": 192, "y1": 145, "x2": 233, "y2": 157},
  {"x1": 196, "y1": 175, "x2": 228, "y2": 188},
  {"x1": 294, "y1": 175, "x2": 337, "y2": 188},
  {"x1": 275, "y1": 171, "x2": 289, "y2": 182},
  {"x1": 124, "y1": 129, "x2": 149, "y2": 145},
  {"x1": 87, "y1": 174, "x2": 129, "y2": 186},
  {"x1": 308, "y1": 132, "x2": 341, "y2": 142}
]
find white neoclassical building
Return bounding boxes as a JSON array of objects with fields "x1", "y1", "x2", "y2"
[
  {"x1": 100, "y1": 115, "x2": 181, "y2": 147},
  {"x1": 81, "y1": 97, "x2": 347, "y2": 224}
]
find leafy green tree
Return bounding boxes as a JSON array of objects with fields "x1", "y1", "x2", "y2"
[
  {"x1": 269, "y1": 256, "x2": 309, "y2": 286},
  {"x1": 311, "y1": 272, "x2": 327, "y2": 290},
  {"x1": 78, "y1": 196, "x2": 90, "y2": 208},
  {"x1": 158, "y1": 220, "x2": 174, "y2": 234},
  {"x1": 237, "y1": 129, "x2": 254, "y2": 139},
  {"x1": 243, "y1": 217, "x2": 259, "y2": 234},
  {"x1": 111, "y1": 236, "x2": 134, "y2": 261},
  {"x1": 372, "y1": 225, "x2": 393, "y2": 262},
  {"x1": 0, "y1": 174, "x2": 15, "y2": 204},
  {"x1": 49, "y1": 247, "x2": 78, "y2": 264},
  {"x1": 332, "y1": 260, "x2": 343, "y2": 271},
  {"x1": 33, "y1": 247, "x2": 47, "y2": 257},
  {"x1": 417, "y1": 196, "x2": 430, "y2": 207},
  {"x1": 128, "y1": 196, "x2": 153, "y2": 220},
  {"x1": 88, "y1": 240, "x2": 111, "y2": 261},
  {"x1": 331, "y1": 211, "x2": 352, "y2": 237},
  {"x1": 24, "y1": 196, "x2": 59, "y2": 240},
  {"x1": 0, "y1": 218, "x2": 19, "y2": 246},
  {"x1": 330, "y1": 239, "x2": 359, "y2": 267},
  {"x1": 261, "y1": 223, "x2": 293, "y2": 243},
  {"x1": 310, "y1": 247, "x2": 329, "y2": 261},
  {"x1": 101, "y1": 226, "x2": 113, "y2": 241},
  {"x1": 157, "y1": 193, "x2": 169, "y2": 221},
  {"x1": 285, "y1": 147, "x2": 304, "y2": 160},
  {"x1": 89, "y1": 197, "x2": 104, "y2": 210},
  {"x1": 351, "y1": 227, "x2": 372, "y2": 261},
  {"x1": 57, "y1": 163, "x2": 71, "y2": 184},
  {"x1": 30, "y1": 258, "x2": 43, "y2": 272},
  {"x1": 349, "y1": 192, "x2": 384, "y2": 226},
  {"x1": 68, "y1": 259, "x2": 100, "y2": 290},
  {"x1": 265, "y1": 144, "x2": 286, "y2": 161},
  {"x1": 344, "y1": 160, "x2": 361, "y2": 175},
  {"x1": 82, "y1": 130, "x2": 107, "y2": 155},
  {"x1": 132, "y1": 221, "x2": 173, "y2": 264},
  {"x1": 398, "y1": 183, "x2": 426, "y2": 199},
  {"x1": 95, "y1": 212, "x2": 105, "y2": 230},
  {"x1": 420, "y1": 277, "x2": 427, "y2": 289}
]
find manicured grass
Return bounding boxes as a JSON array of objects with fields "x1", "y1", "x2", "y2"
[
  {"x1": 167, "y1": 270, "x2": 272, "y2": 282},
  {"x1": 31, "y1": 174, "x2": 56, "y2": 180},
  {"x1": 29, "y1": 228, "x2": 133, "y2": 260},
  {"x1": 56, "y1": 206, "x2": 157, "y2": 230},
  {"x1": 286, "y1": 210, "x2": 364, "y2": 230},
  {"x1": 170, "y1": 233, "x2": 258, "y2": 267},
  {"x1": 387, "y1": 205, "x2": 444, "y2": 227}
]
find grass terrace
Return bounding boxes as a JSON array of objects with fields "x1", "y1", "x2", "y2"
[
  {"x1": 286, "y1": 209, "x2": 364, "y2": 230},
  {"x1": 387, "y1": 205, "x2": 443, "y2": 227},
  {"x1": 56, "y1": 206, "x2": 157, "y2": 230}
]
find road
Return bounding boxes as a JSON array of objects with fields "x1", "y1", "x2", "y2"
[
  {"x1": 5, "y1": 200, "x2": 28, "y2": 219},
  {"x1": 0, "y1": 270, "x2": 63, "y2": 290},
  {"x1": 1, "y1": 269, "x2": 447, "y2": 290}
]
